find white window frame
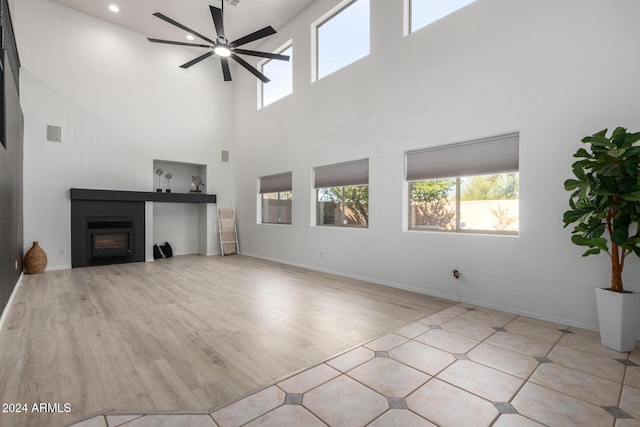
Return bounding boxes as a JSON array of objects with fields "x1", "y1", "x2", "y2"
[
  {"x1": 404, "y1": 133, "x2": 519, "y2": 235},
  {"x1": 313, "y1": 159, "x2": 369, "y2": 228},
  {"x1": 311, "y1": 0, "x2": 370, "y2": 82},
  {"x1": 316, "y1": 184, "x2": 369, "y2": 228},
  {"x1": 261, "y1": 191, "x2": 292, "y2": 225},
  {"x1": 257, "y1": 172, "x2": 293, "y2": 225},
  {"x1": 405, "y1": 0, "x2": 477, "y2": 36},
  {"x1": 257, "y1": 40, "x2": 293, "y2": 109}
]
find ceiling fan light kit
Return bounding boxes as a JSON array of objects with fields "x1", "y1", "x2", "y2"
[
  {"x1": 214, "y1": 45, "x2": 232, "y2": 57},
  {"x1": 147, "y1": 3, "x2": 289, "y2": 83}
]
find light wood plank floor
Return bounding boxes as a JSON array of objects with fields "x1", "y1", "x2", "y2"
[{"x1": 0, "y1": 255, "x2": 453, "y2": 426}]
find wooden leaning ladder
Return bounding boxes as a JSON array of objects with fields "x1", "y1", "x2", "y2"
[{"x1": 218, "y1": 208, "x2": 239, "y2": 256}]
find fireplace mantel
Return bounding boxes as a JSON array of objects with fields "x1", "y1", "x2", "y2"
[
  {"x1": 70, "y1": 188, "x2": 218, "y2": 266},
  {"x1": 70, "y1": 188, "x2": 217, "y2": 204}
]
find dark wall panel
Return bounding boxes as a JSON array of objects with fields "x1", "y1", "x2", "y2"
[{"x1": 0, "y1": 48, "x2": 23, "y2": 317}]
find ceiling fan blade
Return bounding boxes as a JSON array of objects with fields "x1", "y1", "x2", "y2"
[
  {"x1": 180, "y1": 51, "x2": 214, "y2": 69},
  {"x1": 233, "y1": 49, "x2": 290, "y2": 61},
  {"x1": 230, "y1": 53, "x2": 270, "y2": 83},
  {"x1": 220, "y1": 57, "x2": 232, "y2": 81},
  {"x1": 229, "y1": 26, "x2": 277, "y2": 48},
  {"x1": 209, "y1": 6, "x2": 225, "y2": 40},
  {"x1": 153, "y1": 12, "x2": 216, "y2": 45},
  {"x1": 148, "y1": 38, "x2": 212, "y2": 49}
]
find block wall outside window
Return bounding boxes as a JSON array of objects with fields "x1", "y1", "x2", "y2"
[
  {"x1": 259, "y1": 172, "x2": 293, "y2": 225},
  {"x1": 408, "y1": 173, "x2": 519, "y2": 234},
  {"x1": 262, "y1": 192, "x2": 292, "y2": 224}
]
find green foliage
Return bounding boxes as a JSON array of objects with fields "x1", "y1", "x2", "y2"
[
  {"x1": 409, "y1": 180, "x2": 455, "y2": 229},
  {"x1": 343, "y1": 185, "x2": 369, "y2": 226},
  {"x1": 319, "y1": 185, "x2": 369, "y2": 226},
  {"x1": 410, "y1": 179, "x2": 455, "y2": 202},
  {"x1": 461, "y1": 173, "x2": 519, "y2": 201},
  {"x1": 563, "y1": 127, "x2": 640, "y2": 292}
]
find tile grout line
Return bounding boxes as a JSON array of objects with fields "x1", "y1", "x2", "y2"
[
  {"x1": 509, "y1": 328, "x2": 633, "y2": 424},
  {"x1": 207, "y1": 305, "x2": 456, "y2": 426},
  {"x1": 498, "y1": 316, "x2": 588, "y2": 426},
  {"x1": 205, "y1": 304, "x2": 455, "y2": 415},
  {"x1": 202, "y1": 308, "x2": 608, "y2": 426},
  {"x1": 72, "y1": 302, "x2": 638, "y2": 426},
  {"x1": 241, "y1": 307, "x2": 458, "y2": 427}
]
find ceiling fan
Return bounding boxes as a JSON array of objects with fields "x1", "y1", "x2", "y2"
[{"x1": 147, "y1": 2, "x2": 290, "y2": 83}]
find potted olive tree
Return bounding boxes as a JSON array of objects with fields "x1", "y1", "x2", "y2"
[{"x1": 563, "y1": 127, "x2": 640, "y2": 352}]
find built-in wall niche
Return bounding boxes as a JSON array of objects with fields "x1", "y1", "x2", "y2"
[
  {"x1": 152, "y1": 160, "x2": 207, "y2": 194},
  {"x1": 151, "y1": 160, "x2": 210, "y2": 257}
]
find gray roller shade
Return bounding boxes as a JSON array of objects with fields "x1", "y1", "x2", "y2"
[
  {"x1": 260, "y1": 172, "x2": 292, "y2": 194},
  {"x1": 314, "y1": 159, "x2": 369, "y2": 188},
  {"x1": 406, "y1": 133, "x2": 519, "y2": 181}
]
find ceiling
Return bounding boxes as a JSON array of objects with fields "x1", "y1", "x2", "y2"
[{"x1": 48, "y1": 0, "x2": 316, "y2": 49}]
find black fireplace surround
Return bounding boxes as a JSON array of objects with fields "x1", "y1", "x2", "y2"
[
  {"x1": 71, "y1": 200, "x2": 145, "y2": 268},
  {"x1": 70, "y1": 188, "x2": 217, "y2": 268}
]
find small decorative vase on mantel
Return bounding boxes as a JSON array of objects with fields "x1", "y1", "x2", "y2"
[{"x1": 24, "y1": 241, "x2": 47, "y2": 274}]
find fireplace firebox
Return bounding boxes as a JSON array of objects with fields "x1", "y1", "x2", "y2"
[
  {"x1": 88, "y1": 219, "x2": 133, "y2": 260},
  {"x1": 71, "y1": 201, "x2": 145, "y2": 268}
]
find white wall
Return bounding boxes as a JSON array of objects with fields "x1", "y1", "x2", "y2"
[
  {"x1": 14, "y1": 0, "x2": 236, "y2": 268},
  {"x1": 233, "y1": 0, "x2": 640, "y2": 330}
]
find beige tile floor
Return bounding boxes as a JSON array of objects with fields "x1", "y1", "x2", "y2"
[{"x1": 70, "y1": 303, "x2": 640, "y2": 427}]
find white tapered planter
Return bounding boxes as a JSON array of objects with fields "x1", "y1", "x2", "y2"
[{"x1": 595, "y1": 288, "x2": 640, "y2": 352}]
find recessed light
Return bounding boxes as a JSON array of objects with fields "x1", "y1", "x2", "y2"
[
  {"x1": 109, "y1": 4, "x2": 120, "y2": 13},
  {"x1": 186, "y1": 34, "x2": 195, "y2": 41}
]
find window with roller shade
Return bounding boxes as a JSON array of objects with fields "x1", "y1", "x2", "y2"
[
  {"x1": 406, "y1": 134, "x2": 519, "y2": 234},
  {"x1": 259, "y1": 172, "x2": 292, "y2": 224},
  {"x1": 314, "y1": 159, "x2": 369, "y2": 227}
]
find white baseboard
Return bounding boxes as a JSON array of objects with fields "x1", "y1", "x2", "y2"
[
  {"x1": 0, "y1": 273, "x2": 24, "y2": 331},
  {"x1": 240, "y1": 252, "x2": 600, "y2": 333},
  {"x1": 45, "y1": 264, "x2": 72, "y2": 271}
]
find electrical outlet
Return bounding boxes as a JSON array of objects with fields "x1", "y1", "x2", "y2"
[
  {"x1": 59, "y1": 249, "x2": 65, "y2": 256},
  {"x1": 320, "y1": 251, "x2": 324, "y2": 258}
]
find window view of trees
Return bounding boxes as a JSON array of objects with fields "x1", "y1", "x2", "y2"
[
  {"x1": 409, "y1": 173, "x2": 519, "y2": 233},
  {"x1": 461, "y1": 174, "x2": 519, "y2": 201},
  {"x1": 409, "y1": 179, "x2": 456, "y2": 230},
  {"x1": 317, "y1": 185, "x2": 368, "y2": 227}
]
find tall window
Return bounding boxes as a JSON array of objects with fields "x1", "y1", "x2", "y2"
[
  {"x1": 409, "y1": 0, "x2": 476, "y2": 34},
  {"x1": 259, "y1": 172, "x2": 292, "y2": 224},
  {"x1": 314, "y1": 0, "x2": 370, "y2": 80},
  {"x1": 259, "y1": 44, "x2": 293, "y2": 108},
  {"x1": 406, "y1": 134, "x2": 519, "y2": 234},
  {"x1": 314, "y1": 159, "x2": 369, "y2": 227}
]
